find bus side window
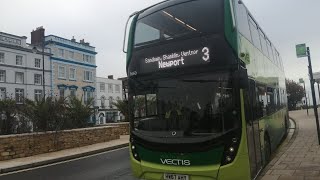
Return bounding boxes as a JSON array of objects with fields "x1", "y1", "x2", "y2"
[
  {"x1": 235, "y1": 0, "x2": 252, "y2": 41},
  {"x1": 256, "y1": 84, "x2": 267, "y2": 118}
]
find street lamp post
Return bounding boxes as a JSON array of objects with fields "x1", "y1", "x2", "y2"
[{"x1": 307, "y1": 47, "x2": 320, "y2": 145}]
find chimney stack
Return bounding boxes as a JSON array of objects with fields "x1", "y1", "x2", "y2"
[
  {"x1": 71, "y1": 36, "x2": 76, "y2": 42},
  {"x1": 31, "y1": 26, "x2": 45, "y2": 46}
]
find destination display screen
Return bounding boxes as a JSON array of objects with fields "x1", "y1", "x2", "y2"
[{"x1": 131, "y1": 47, "x2": 211, "y2": 75}]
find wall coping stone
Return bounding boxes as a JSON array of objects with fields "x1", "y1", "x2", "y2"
[{"x1": 0, "y1": 125, "x2": 118, "y2": 139}]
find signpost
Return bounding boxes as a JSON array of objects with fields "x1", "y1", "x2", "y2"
[
  {"x1": 296, "y1": 44, "x2": 307, "y2": 58},
  {"x1": 296, "y1": 44, "x2": 320, "y2": 145}
]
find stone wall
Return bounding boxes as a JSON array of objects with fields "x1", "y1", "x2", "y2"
[
  {"x1": 0, "y1": 123, "x2": 129, "y2": 161},
  {"x1": 106, "y1": 122, "x2": 130, "y2": 135}
]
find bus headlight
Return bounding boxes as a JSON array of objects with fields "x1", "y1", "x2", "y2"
[
  {"x1": 229, "y1": 147, "x2": 235, "y2": 153},
  {"x1": 226, "y1": 156, "x2": 232, "y2": 162},
  {"x1": 221, "y1": 135, "x2": 240, "y2": 166},
  {"x1": 131, "y1": 143, "x2": 141, "y2": 161}
]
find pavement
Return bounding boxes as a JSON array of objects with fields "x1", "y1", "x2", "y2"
[
  {"x1": 0, "y1": 135, "x2": 129, "y2": 175},
  {"x1": 260, "y1": 109, "x2": 320, "y2": 180}
]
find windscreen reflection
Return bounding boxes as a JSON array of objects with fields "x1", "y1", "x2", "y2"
[{"x1": 130, "y1": 73, "x2": 240, "y2": 137}]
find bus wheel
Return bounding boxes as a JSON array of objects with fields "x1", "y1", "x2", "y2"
[{"x1": 264, "y1": 135, "x2": 271, "y2": 163}]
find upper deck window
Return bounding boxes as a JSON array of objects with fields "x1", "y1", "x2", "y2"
[{"x1": 134, "y1": 0, "x2": 223, "y2": 48}]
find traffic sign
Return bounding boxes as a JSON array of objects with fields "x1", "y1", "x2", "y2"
[{"x1": 296, "y1": 44, "x2": 307, "y2": 58}]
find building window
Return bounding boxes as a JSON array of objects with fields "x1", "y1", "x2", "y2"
[
  {"x1": 84, "y1": 91, "x2": 93, "y2": 104},
  {"x1": 0, "y1": 70, "x2": 5, "y2": 82},
  {"x1": 100, "y1": 83, "x2": 105, "y2": 92},
  {"x1": 70, "y1": 89, "x2": 76, "y2": 97},
  {"x1": 108, "y1": 84, "x2": 113, "y2": 93},
  {"x1": 35, "y1": 58, "x2": 41, "y2": 68},
  {"x1": 83, "y1": 54, "x2": 90, "y2": 62},
  {"x1": 109, "y1": 96, "x2": 113, "y2": 108},
  {"x1": 115, "y1": 85, "x2": 120, "y2": 93},
  {"x1": 16, "y1": 55, "x2": 23, "y2": 66},
  {"x1": 34, "y1": 74, "x2": 42, "y2": 85},
  {"x1": 84, "y1": 70, "x2": 93, "y2": 81},
  {"x1": 15, "y1": 72, "x2": 24, "y2": 84},
  {"x1": 69, "y1": 68, "x2": 76, "y2": 80},
  {"x1": 58, "y1": 66, "x2": 66, "y2": 79},
  {"x1": 58, "y1": 49, "x2": 64, "y2": 57},
  {"x1": 34, "y1": 90, "x2": 43, "y2": 101},
  {"x1": 15, "y1": 89, "x2": 24, "y2": 103},
  {"x1": 69, "y1": 51, "x2": 74, "y2": 59},
  {"x1": 59, "y1": 89, "x2": 65, "y2": 99},
  {"x1": 106, "y1": 112, "x2": 117, "y2": 122},
  {"x1": 0, "y1": 52, "x2": 4, "y2": 63},
  {"x1": 0, "y1": 88, "x2": 6, "y2": 100},
  {"x1": 101, "y1": 96, "x2": 106, "y2": 108}
]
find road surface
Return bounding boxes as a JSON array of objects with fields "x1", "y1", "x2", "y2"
[{"x1": 0, "y1": 147, "x2": 135, "y2": 180}]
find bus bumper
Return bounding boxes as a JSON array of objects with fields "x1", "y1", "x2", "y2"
[
  {"x1": 131, "y1": 153, "x2": 251, "y2": 180},
  {"x1": 130, "y1": 153, "x2": 220, "y2": 180}
]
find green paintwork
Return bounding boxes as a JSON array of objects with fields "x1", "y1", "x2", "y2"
[
  {"x1": 217, "y1": 89, "x2": 251, "y2": 180},
  {"x1": 136, "y1": 144, "x2": 224, "y2": 166},
  {"x1": 127, "y1": 0, "x2": 287, "y2": 179},
  {"x1": 126, "y1": 15, "x2": 138, "y2": 73},
  {"x1": 224, "y1": 0, "x2": 238, "y2": 54}
]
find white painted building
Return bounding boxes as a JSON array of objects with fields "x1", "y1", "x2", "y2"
[
  {"x1": 0, "y1": 32, "x2": 51, "y2": 102},
  {"x1": 95, "y1": 76, "x2": 123, "y2": 124}
]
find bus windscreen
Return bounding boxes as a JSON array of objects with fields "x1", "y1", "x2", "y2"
[
  {"x1": 134, "y1": 0, "x2": 223, "y2": 48},
  {"x1": 130, "y1": 72, "x2": 240, "y2": 138}
]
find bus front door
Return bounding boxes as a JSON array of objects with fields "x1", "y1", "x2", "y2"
[{"x1": 244, "y1": 80, "x2": 263, "y2": 179}]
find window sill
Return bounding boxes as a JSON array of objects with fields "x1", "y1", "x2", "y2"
[
  {"x1": 58, "y1": 77, "x2": 67, "y2": 80},
  {"x1": 83, "y1": 80, "x2": 94, "y2": 83},
  {"x1": 69, "y1": 79, "x2": 77, "y2": 81}
]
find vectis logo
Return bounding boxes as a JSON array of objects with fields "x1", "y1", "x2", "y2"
[{"x1": 160, "y1": 158, "x2": 191, "y2": 166}]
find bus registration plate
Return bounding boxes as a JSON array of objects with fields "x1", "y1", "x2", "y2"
[{"x1": 164, "y1": 173, "x2": 189, "y2": 180}]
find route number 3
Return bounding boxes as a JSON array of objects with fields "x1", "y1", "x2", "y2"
[{"x1": 202, "y1": 47, "x2": 210, "y2": 61}]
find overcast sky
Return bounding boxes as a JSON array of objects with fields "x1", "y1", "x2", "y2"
[{"x1": 1, "y1": 0, "x2": 320, "y2": 87}]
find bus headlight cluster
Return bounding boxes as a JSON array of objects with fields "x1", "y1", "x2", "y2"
[
  {"x1": 221, "y1": 136, "x2": 240, "y2": 166},
  {"x1": 131, "y1": 143, "x2": 141, "y2": 161}
]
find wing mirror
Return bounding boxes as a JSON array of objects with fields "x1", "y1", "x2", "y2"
[{"x1": 233, "y1": 68, "x2": 248, "y2": 89}]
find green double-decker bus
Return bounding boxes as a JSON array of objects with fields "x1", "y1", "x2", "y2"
[{"x1": 124, "y1": 0, "x2": 288, "y2": 179}]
